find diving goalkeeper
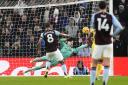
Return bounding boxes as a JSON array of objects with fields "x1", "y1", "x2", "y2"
[{"x1": 24, "y1": 38, "x2": 88, "y2": 77}]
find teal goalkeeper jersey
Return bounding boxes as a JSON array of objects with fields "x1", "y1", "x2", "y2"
[
  {"x1": 60, "y1": 38, "x2": 88, "y2": 59},
  {"x1": 41, "y1": 38, "x2": 88, "y2": 66},
  {"x1": 60, "y1": 38, "x2": 73, "y2": 59}
]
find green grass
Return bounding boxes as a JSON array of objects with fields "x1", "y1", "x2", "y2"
[{"x1": 0, "y1": 76, "x2": 128, "y2": 85}]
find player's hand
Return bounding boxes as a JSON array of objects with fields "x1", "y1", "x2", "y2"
[{"x1": 85, "y1": 44, "x2": 88, "y2": 47}]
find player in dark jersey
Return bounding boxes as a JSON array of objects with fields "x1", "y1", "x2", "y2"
[
  {"x1": 90, "y1": 1, "x2": 123, "y2": 85},
  {"x1": 24, "y1": 38, "x2": 88, "y2": 78},
  {"x1": 36, "y1": 22, "x2": 70, "y2": 78}
]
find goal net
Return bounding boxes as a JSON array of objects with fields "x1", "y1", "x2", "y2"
[{"x1": 0, "y1": 0, "x2": 113, "y2": 76}]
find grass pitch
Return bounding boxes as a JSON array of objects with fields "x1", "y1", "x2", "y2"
[{"x1": 0, "y1": 76, "x2": 128, "y2": 85}]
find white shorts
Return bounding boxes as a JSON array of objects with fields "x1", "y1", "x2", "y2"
[
  {"x1": 92, "y1": 44, "x2": 113, "y2": 59},
  {"x1": 46, "y1": 49, "x2": 64, "y2": 62}
]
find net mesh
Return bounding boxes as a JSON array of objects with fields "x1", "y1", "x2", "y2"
[{"x1": 0, "y1": 0, "x2": 111, "y2": 76}]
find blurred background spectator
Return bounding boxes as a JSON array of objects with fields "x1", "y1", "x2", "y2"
[
  {"x1": 43, "y1": 7, "x2": 50, "y2": 24},
  {"x1": 65, "y1": 17, "x2": 79, "y2": 38},
  {"x1": 14, "y1": 0, "x2": 28, "y2": 16},
  {"x1": 113, "y1": 0, "x2": 128, "y2": 56},
  {"x1": 73, "y1": 60, "x2": 89, "y2": 75},
  {"x1": 73, "y1": 11, "x2": 81, "y2": 25}
]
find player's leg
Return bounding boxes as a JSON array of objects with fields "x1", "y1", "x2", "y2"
[
  {"x1": 24, "y1": 56, "x2": 49, "y2": 74},
  {"x1": 96, "y1": 63, "x2": 102, "y2": 80},
  {"x1": 90, "y1": 45, "x2": 103, "y2": 85},
  {"x1": 24, "y1": 64, "x2": 46, "y2": 73},
  {"x1": 55, "y1": 49, "x2": 68, "y2": 76},
  {"x1": 30, "y1": 56, "x2": 48, "y2": 63},
  {"x1": 59, "y1": 60, "x2": 67, "y2": 75},
  {"x1": 59, "y1": 60, "x2": 72, "y2": 78},
  {"x1": 90, "y1": 59, "x2": 98, "y2": 85},
  {"x1": 44, "y1": 50, "x2": 62, "y2": 78},
  {"x1": 44, "y1": 61, "x2": 51, "y2": 78},
  {"x1": 96, "y1": 59, "x2": 103, "y2": 80},
  {"x1": 24, "y1": 56, "x2": 51, "y2": 74},
  {"x1": 102, "y1": 44, "x2": 112, "y2": 85},
  {"x1": 102, "y1": 58, "x2": 110, "y2": 85}
]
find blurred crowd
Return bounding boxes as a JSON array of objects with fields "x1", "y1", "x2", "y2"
[
  {"x1": 0, "y1": 0, "x2": 93, "y2": 57},
  {"x1": 113, "y1": 0, "x2": 128, "y2": 56},
  {"x1": 0, "y1": 0, "x2": 127, "y2": 57}
]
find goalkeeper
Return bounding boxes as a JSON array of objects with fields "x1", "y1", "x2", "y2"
[{"x1": 24, "y1": 38, "x2": 88, "y2": 76}]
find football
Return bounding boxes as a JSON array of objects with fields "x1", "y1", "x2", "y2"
[{"x1": 82, "y1": 27, "x2": 89, "y2": 34}]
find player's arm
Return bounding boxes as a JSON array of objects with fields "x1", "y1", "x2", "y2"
[
  {"x1": 73, "y1": 44, "x2": 88, "y2": 53},
  {"x1": 37, "y1": 33, "x2": 44, "y2": 54},
  {"x1": 111, "y1": 14, "x2": 124, "y2": 37},
  {"x1": 55, "y1": 30, "x2": 70, "y2": 37},
  {"x1": 90, "y1": 13, "x2": 95, "y2": 30},
  {"x1": 77, "y1": 44, "x2": 88, "y2": 50},
  {"x1": 37, "y1": 38, "x2": 42, "y2": 54},
  {"x1": 60, "y1": 33, "x2": 70, "y2": 37},
  {"x1": 88, "y1": 13, "x2": 96, "y2": 42}
]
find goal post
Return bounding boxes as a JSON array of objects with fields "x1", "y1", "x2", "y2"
[{"x1": 0, "y1": 0, "x2": 114, "y2": 76}]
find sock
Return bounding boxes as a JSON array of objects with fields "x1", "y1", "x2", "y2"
[
  {"x1": 61, "y1": 64, "x2": 67, "y2": 75},
  {"x1": 90, "y1": 67, "x2": 96, "y2": 85},
  {"x1": 33, "y1": 66, "x2": 43, "y2": 70},
  {"x1": 46, "y1": 61, "x2": 51, "y2": 69},
  {"x1": 103, "y1": 66, "x2": 109, "y2": 85},
  {"x1": 96, "y1": 64, "x2": 102, "y2": 78}
]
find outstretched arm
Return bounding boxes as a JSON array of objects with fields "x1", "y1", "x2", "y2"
[
  {"x1": 90, "y1": 13, "x2": 95, "y2": 29},
  {"x1": 60, "y1": 33, "x2": 70, "y2": 37},
  {"x1": 37, "y1": 37, "x2": 42, "y2": 53},
  {"x1": 55, "y1": 31, "x2": 70, "y2": 37},
  {"x1": 37, "y1": 33, "x2": 45, "y2": 54},
  {"x1": 73, "y1": 44, "x2": 88, "y2": 53},
  {"x1": 77, "y1": 44, "x2": 88, "y2": 50}
]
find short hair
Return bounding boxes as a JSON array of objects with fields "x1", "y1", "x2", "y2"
[
  {"x1": 67, "y1": 38, "x2": 74, "y2": 42},
  {"x1": 99, "y1": 1, "x2": 107, "y2": 9},
  {"x1": 45, "y1": 22, "x2": 51, "y2": 28}
]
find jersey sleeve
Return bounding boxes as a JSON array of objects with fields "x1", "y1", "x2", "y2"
[
  {"x1": 112, "y1": 15, "x2": 123, "y2": 30},
  {"x1": 111, "y1": 14, "x2": 123, "y2": 36},
  {"x1": 55, "y1": 30, "x2": 61, "y2": 36},
  {"x1": 59, "y1": 38, "x2": 67, "y2": 48},
  {"x1": 40, "y1": 33, "x2": 44, "y2": 38},
  {"x1": 90, "y1": 13, "x2": 95, "y2": 28}
]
